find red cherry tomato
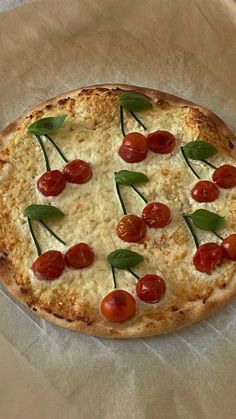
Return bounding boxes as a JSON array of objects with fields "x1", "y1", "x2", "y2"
[
  {"x1": 193, "y1": 243, "x2": 222, "y2": 273},
  {"x1": 32, "y1": 250, "x2": 65, "y2": 280},
  {"x1": 37, "y1": 170, "x2": 66, "y2": 196},
  {"x1": 212, "y1": 165, "x2": 236, "y2": 189},
  {"x1": 221, "y1": 234, "x2": 236, "y2": 261},
  {"x1": 100, "y1": 290, "x2": 136, "y2": 322},
  {"x1": 65, "y1": 243, "x2": 94, "y2": 269},
  {"x1": 116, "y1": 214, "x2": 146, "y2": 243},
  {"x1": 191, "y1": 180, "x2": 219, "y2": 203},
  {"x1": 118, "y1": 132, "x2": 147, "y2": 163},
  {"x1": 136, "y1": 274, "x2": 166, "y2": 303},
  {"x1": 147, "y1": 130, "x2": 176, "y2": 154},
  {"x1": 142, "y1": 202, "x2": 171, "y2": 228},
  {"x1": 63, "y1": 159, "x2": 92, "y2": 184}
]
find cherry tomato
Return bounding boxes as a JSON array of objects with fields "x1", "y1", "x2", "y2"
[
  {"x1": 142, "y1": 202, "x2": 171, "y2": 228},
  {"x1": 136, "y1": 274, "x2": 166, "y2": 303},
  {"x1": 221, "y1": 234, "x2": 236, "y2": 261},
  {"x1": 193, "y1": 243, "x2": 222, "y2": 273},
  {"x1": 37, "y1": 170, "x2": 66, "y2": 196},
  {"x1": 118, "y1": 132, "x2": 147, "y2": 163},
  {"x1": 63, "y1": 159, "x2": 92, "y2": 184},
  {"x1": 32, "y1": 250, "x2": 65, "y2": 280},
  {"x1": 116, "y1": 214, "x2": 146, "y2": 243},
  {"x1": 100, "y1": 290, "x2": 136, "y2": 322},
  {"x1": 191, "y1": 180, "x2": 219, "y2": 203},
  {"x1": 147, "y1": 130, "x2": 176, "y2": 154},
  {"x1": 212, "y1": 165, "x2": 236, "y2": 189},
  {"x1": 65, "y1": 243, "x2": 94, "y2": 269}
]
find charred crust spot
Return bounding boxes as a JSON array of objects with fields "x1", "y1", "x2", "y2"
[
  {"x1": 58, "y1": 97, "x2": 70, "y2": 105},
  {"x1": 220, "y1": 283, "x2": 226, "y2": 289},
  {"x1": 53, "y1": 313, "x2": 64, "y2": 319},
  {"x1": 228, "y1": 140, "x2": 234, "y2": 149},
  {"x1": 20, "y1": 287, "x2": 28, "y2": 294},
  {"x1": 32, "y1": 110, "x2": 44, "y2": 118},
  {"x1": 171, "y1": 306, "x2": 179, "y2": 312},
  {"x1": 32, "y1": 307, "x2": 37, "y2": 311},
  {"x1": 45, "y1": 104, "x2": 53, "y2": 110},
  {"x1": 158, "y1": 99, "x2": 169, "y2": 108}
]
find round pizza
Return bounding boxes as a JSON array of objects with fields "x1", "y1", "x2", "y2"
[{"x1": 0, "y1": 84, "x2": 236, "y2": 338}]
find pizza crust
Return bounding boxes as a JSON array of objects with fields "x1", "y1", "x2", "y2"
[{"x1": 0, "y1": 84, "x2": 236, "y2": 338}]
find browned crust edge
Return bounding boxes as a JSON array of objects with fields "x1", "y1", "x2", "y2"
[{"x1": 1, "y1": 83, "x2": 236, "y2": 338}]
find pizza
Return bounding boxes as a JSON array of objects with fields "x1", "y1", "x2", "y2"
[{"x1": 0, "y1": 84, "x2": 236, "y2": 338}]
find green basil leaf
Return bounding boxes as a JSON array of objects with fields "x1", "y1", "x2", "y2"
[
  {"x1": 189, "y1": 209, "x2": 225, "y2": 231},
  {"x1": 28, "y1": 115, "x2": 67, "y2": 135},
  {"x1": 119, "y1": 92, "x2": 152, "y2": 112},
  {"x1": 24, "y1": 204, "x2": 64, "y2": 220},
  {"x1": 183, "y1": 141, "x2": 217, "y2": 160},
  {"x1": 107, "y1": 249, "x2": 143, "y2": 269},
  {"x1": 115, "y1": 170, "x2": 149, "y2": 185}
]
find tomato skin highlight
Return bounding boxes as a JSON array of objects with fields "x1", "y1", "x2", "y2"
[
  {"x1": 32, "y1": 250, "x2": 65, "y2": 280},
  {"x1": 116, "y1": 214, "x2": 146, "y2": 243},
  {"x1": 118, "y1": 132, "x2": 147, "y2": 163},
  {"x1": 147, "y1": 130, "x2": 176, "y2": 154},
  {"x1": 191, "y1": 180, "x2": 219, "y2": 203},
  {"x1": 65, "y1": 243, "x2": 94, "y2": 269},
  {"x1": 142, "y1": 202, "x2": 171, "y2": 228},
  {"x1": 136, "y1": 274, "x2": 166, "y2": 303},
  {"x1": 221, "y1": 234, "x2": 236, "y2": 261},
  {"x1": 100, "y1": 290, "x2": 136, "y2": 322},
  {"x1": 37, "y1": 170, "x2": 66, "y2": 197},
  {"x1": 212, "y1": 165, "x2": 236, "y2": 189},
  {"x1": 63, "y1": 159, "x2": 92, "y2": 184},
  {"x1": 193, "y1": 243, "x2": 222, "y2": 273}
]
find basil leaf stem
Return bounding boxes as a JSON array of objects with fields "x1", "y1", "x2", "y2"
[
  {"x1": 111, "y1": 266, "x2": 117, "y2": 288},
  {"x1": 129, "y1": 111, "x2": 147, "y2": 131},
  {"x1": 201, "y1": 159, "x2": 217, "y2": 170},
  {"x1": 115, "y1": 174, "x2": 127, "y2": 215},
  {"x1": 180, "y1": 146, "x2": 200, "y2": 179},
  {"x1": 213, "y1": 231, "x2": 223, "y2": 240},
  {"x1": 120, "y1": 106, "x2": 126, "y2": 137},
  {"x1": 182, "y1": 215, "x2": 199, "y2": 249},
  {"x1": 44, "y1": 134, "x2": 69, "y2": 163},
  {"x1": 39, "y1": 220, "x2": 66, "y2": 245},
  {"x1": 131, "y1": 185, "x2": 148, "y2": 203},
  {"x1": 35, "y1": 135, "x2": 50, "y2": 172},
  {"x1": 28, "y1": 218, "x2": 41, "y2": 256},
  {"x1": 128, "y1": 269, "x2": 140, "y2": 280}
]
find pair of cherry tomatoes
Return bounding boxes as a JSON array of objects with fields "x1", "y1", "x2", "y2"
[
  {"x1": 117, "y1": 203, "x2": 171, "y2": 243},
  {"x1": 119, "y1": 131, "x2": 175, "y2": 163},
  {"x1": 37, "y1": 159, "x2": 92, "y2": 197},
  {"x1": 101, "y1": 274, "x2": 166, "y2": 323},
  {"x1": 193, "y1": 234, "x2": 236, "y2": 273},
  {"x1": 191, "y1": 165, "x2": 236, "y2": 203},
  {"x1": 32, "y1": 243, "x2": 94, "y2": 280}
]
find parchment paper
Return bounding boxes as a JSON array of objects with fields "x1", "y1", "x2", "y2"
[{"x1": 1, "y1": 1, "x2": 236, "y2": 418}]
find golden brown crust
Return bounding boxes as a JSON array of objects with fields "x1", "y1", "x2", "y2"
[{"x1": 0, "y1": 84, "x2": 236, "y2": 338}]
